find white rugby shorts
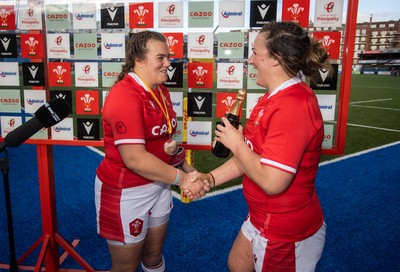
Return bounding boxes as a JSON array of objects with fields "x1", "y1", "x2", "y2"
[
  {"x1": 241, "y1": 216, "x2": 327, "y2": 272},
  {"x1": 95, "y1": 176, "x2": 173, "y2": 244}
]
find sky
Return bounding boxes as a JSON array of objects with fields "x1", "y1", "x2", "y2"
[{"x1": 354, "y1": 0, "x2": 400, "y2": 23}]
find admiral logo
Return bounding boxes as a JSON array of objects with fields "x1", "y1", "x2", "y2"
[
  {"x1": 258, "y1": 4, "x2": 270, "y2": 19},
  {"x1": 75, "y1": 43, "x2": 96, "y2": 48},
  {"x1": 189, "y1": 130, "x2": 209, "y2": 137},
  {"x1": 1, "y1": 71, "x2": 17, "y2": 77},
  {"x1": 104, "y1": 42, "x2": 123, "y2": 49},
  {"x1": 54, "y1": 126, "x2": 71, "y2": 132},
  {"x1": 107, "y1": 7, "x2": 118, "y2": 21},
  {"x1": 167, "y1": 4, "x2": 175, "y2": 15},
  {"x1": 26, "y1": 98, "x2": 44, "y2": 105},
  {"x1": 75, "y1": 13, "x2": 94, "y2": 20},
  {"x1": 221, "y1": 11, "x2": 242, "y2": 18},
  {"x1": 319, "y1": 104, "x2": 333, "y2": 110},
  {"x1": 189, "y1": 11, "x2": 212, "y2": 17},
  {"x1": 1, "y1": 37, "x2": 10, "y2": 50},
  {"x1": 47, "y1": 14, "x2": 68, "y2": 20}
]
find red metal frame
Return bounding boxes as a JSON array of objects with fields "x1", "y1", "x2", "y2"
[{"x1": 323, "y1": 0, "x2": 359, "y2": 155}]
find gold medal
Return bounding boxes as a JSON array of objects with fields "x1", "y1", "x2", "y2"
[{"x1": 164, "y1": 139, "x2": 178, "y2": 155}]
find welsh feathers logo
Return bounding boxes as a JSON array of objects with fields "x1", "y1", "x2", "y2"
[
  {"x1": 193, "y1": 66, "x2": 208, "y2": 82},
  {"x1": 287, "y1": 3, "x2": 304, "y2": 21},
  {"x1": 133, "y1": 5, "x2": 149, "y2": 25}
]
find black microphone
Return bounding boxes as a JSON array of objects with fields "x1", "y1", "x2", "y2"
[{"x1": 0, "y1": 98, "x2": 71, "y2": 151}]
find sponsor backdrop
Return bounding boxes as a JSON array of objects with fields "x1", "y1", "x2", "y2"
[{"x1": 0, "y1": 0, "x2": 344, "y2": 149}]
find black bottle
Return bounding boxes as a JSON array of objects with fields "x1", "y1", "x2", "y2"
[{"x1": 211, "y1": 89, "x2": 246, "y2": 158}]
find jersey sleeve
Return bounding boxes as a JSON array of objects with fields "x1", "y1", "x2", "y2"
[{"x1": 103, "y1": 80, "x2": 146, "y2": 146}]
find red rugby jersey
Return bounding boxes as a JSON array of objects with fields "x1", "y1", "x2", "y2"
[
  {"x1": 243, "y1": 81, "x2": 324, "y2": 242},
  {"x1": 96, "y1": 73, "x2": 177, "y2": 188}
]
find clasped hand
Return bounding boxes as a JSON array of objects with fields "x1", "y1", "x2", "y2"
[{"x1": 180, "y1": 172, "x2": 214, "y2": 200}]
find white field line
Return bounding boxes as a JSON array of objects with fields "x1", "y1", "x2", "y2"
[
  {"x1": 347, "y1": 123, "x2": 400, "y2": 133},
  {"x1": 350, "y1": 105, "x2": 400, "y2": 111},
  {"x1": 349, "y1": 98, "x2": 399, "y2": 111},
  {"x1": 349, "y1": 98, "x2": 392, "y2": 104}
]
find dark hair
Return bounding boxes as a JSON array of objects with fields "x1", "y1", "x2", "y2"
[
  {"x1": 116, "y1": 30, "x2": 167, "y2": 82},
  {"x1": 259, "y1": 21, "x2": 332, "y2": 78}
]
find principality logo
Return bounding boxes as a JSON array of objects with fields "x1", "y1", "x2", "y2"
[
  {"x1": 196, "y1": 35, "x2": 205, "y2": 45},
  {"x1": 226, "y1": 65, "x2": 235, "y2": 76},
  {"x1": 324, "y1": 2, "x2": 335, "y2": 13},
  {"x1": 167, "y1": 4, "x2": 175, "y2": 15},
  {"x1": 55, "y1": 36, "x2": 62, "y2": 46}
]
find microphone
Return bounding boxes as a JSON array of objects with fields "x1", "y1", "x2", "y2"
[{"x1": 0, "y1": 98, "x2": 71, "y2": 151}]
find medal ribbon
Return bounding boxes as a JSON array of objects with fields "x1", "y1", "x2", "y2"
[{"x1": 129, "y1": 73, "x2": 172, "y2": 135}]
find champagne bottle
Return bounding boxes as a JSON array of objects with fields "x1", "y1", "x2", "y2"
[{"x1": 211, "y1": 89, "x2": 246, "y2": 158}]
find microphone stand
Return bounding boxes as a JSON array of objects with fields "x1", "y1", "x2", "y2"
[{"x1": 0, "y1": 146, "x2": 19, "y2": 272}]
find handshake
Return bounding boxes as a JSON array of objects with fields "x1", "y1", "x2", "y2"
[{"x1": 179, "y1": 171, "x2": 215, "y2": 200}]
